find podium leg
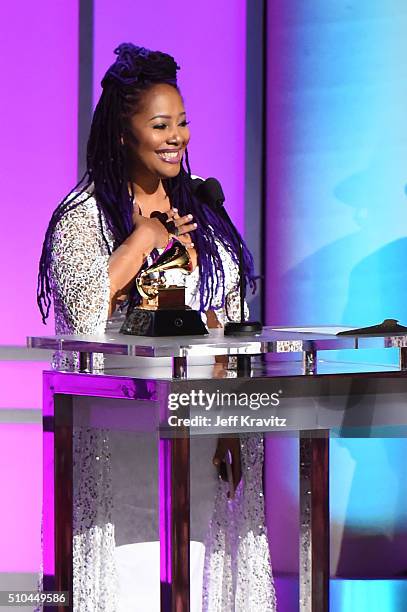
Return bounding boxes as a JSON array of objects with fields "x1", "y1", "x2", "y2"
[
  {"x1": 159, "y1": 435, "x2": 190, "y2": 612},
  {"x1": 160, "y1": 355, "x2": 190, "y2": 611},
  {"x1": 299, "y1": 431, "x2": 329, "y2": 612},
  {"x1": 302, "y1": 349, "x2": 317, "y2": 375},
  {"x1": 173, "y1": 356, "x2": 187, "y2": 379},
  {"x1": 400, "y1": 346, "x2": 407, "y2": 370},
  {"x1": 236, "y1": 355, "x2": 252, "y2": 376}
]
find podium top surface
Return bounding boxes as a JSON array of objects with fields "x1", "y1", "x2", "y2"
[{"x1": 27, "y1": 325, "x2": 407, "y2": 358}]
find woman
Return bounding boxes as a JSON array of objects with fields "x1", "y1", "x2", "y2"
[{"x1": 38, "y1": 44, "x2": 276, "y2": 611}]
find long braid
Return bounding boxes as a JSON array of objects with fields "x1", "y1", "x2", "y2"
[{"x1": 37, "y1": 43, "x2": 256, "y2": 323}]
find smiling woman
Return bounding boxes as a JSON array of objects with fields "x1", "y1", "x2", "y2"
[{"x1": 36, "y1": 43, "x2": 275, "y2": 611}]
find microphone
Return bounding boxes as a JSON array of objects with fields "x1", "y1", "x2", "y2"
[
  {"x1": 191, "y1": 177, "x2": 225, "y2": 208},
  {"x1": 191, "y1": 176, "x2": 262, "y2": 336}
]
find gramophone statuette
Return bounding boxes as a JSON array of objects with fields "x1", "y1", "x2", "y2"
[{"x1": 120, "y1": 240, "x2": 208, "y2": 337}]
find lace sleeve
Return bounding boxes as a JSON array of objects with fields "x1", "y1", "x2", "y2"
[{"x1": 50, "y1": 198, "x2": 112, "y2": 335}]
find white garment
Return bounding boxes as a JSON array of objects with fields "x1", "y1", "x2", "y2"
[{"x1": 49, "y1": 190, "x2": 277, "y2": 611}]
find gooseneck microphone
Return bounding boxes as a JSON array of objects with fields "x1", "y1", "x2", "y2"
[{"x1": 191, "y1": 177, "x2": 262, "y2": 336}]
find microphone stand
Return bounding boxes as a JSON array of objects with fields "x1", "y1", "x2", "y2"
[
  {"x1": 192, "y1": 177, "x2": 262, "y2": 338},
  {"x1": 216, "y1": 205, "x2": 263, "y2": 337}
]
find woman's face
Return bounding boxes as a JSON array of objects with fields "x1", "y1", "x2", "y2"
[{"x1": 126, "y1": 83, "x2": 190, "y2": 180}]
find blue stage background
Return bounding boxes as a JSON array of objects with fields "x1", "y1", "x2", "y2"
[{"x1": 265, "y1": 2, "x2": 407, "y2": 609}]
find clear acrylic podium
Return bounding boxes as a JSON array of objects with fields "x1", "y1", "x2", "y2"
[{"x1": 27, "y1": 326, "x2": 407, "y2": 612}]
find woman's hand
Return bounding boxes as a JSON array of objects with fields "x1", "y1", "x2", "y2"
[
  {"x1": 131, "y1": 207, "x2": 170, "y2": 250},
  {"x1": 213, "y1": 437, "x2": 242, "y2": 498},
  {"x1": 166, "y1": 208, "x2": 197, "y2": 250}
]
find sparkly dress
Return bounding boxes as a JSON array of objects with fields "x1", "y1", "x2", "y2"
[{"x1": 49, "y1": 190, "x2": 277, "y2": 611}]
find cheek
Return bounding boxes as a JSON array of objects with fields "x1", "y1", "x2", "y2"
[
  {"x1": 129, "y1": 127, "x2": 161, "y2": 152},
  {"x1": 136, "y1": 137, "x2": 159, "y2": 154},
  {"x1": 149, "y1": 132, "x2": 166, "y2": 150}
]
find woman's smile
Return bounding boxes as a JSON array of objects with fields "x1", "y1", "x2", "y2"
[{"x1": 156, "y1": 148, "x2": 183, "y2": 164}]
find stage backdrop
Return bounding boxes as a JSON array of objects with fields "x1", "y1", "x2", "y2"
[
  {"x1": 0, "y1": 1, "x2": 79, "y2": 345},
  {"x1": 265, "y1": 3, "x2": 407, "y2": 609},
  {"x1": 0, "y1": 0, "x2": 79, "y2": 580}
]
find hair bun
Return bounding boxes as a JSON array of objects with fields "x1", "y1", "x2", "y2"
[{"x1": 102, "y1": 42, "x2": 179, "y2": 88}]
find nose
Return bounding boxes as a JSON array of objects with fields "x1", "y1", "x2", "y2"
[{"x1": 167, "y1": 125, "x2": 182, "y2": 146}]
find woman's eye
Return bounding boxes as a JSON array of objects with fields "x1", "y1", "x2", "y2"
[{"x1": 153, "y1": 120, "x2": 189, "y2": 129}]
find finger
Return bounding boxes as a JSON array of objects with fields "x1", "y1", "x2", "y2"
[
  {"x1": 177, "y1": 236, "x2": 194, "y2": 248},
  {"x1": 176, "y1": 232, "x2": 191, "y2": 242},
  {"x1": 171, "y1": 213, "x2": 194, "y2": 227},
  {"x1": 176, "y1": 222, "x2": 197, "y2": 236},
  {"x1": 166, "y1": 208, "x2": 178, "y2": 219}
]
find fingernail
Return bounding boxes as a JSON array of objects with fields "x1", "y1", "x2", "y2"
[
  {"x1": 188, "y1": 214, "x2": 193, "y2": 219},
  {"x1": 190, "y1": 242, "x2": 194, "y2": 247},
  {"x1": 193, "y1": 223, "x2": 197, "y2": 228},
  {"x1": 173, "y1": 208, "x2": 178, "y2": 212}
]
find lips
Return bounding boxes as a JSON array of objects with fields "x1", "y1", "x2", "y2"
[{"x1": 156, "y1": 149, "x2": 182, "y2": 164}]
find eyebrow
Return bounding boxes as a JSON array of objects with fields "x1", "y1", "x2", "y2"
[{"x1": 149, "y1": 111, "x2": 186, "y2": 121}]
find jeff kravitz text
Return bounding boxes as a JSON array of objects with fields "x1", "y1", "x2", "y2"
[{"x1": 168, "y1": 414, "x2": 287, "y2": 427}]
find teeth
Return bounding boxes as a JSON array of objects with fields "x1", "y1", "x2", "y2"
[{"x1": 157, "y1": 151, "x2": 179, "y2": 161}]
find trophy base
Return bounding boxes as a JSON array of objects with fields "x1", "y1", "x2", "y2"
[{"x1": 120, "y1": 307, "x2": 208, "y2": 337}]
